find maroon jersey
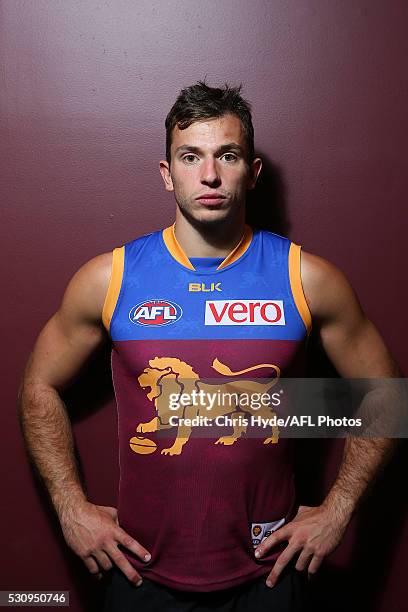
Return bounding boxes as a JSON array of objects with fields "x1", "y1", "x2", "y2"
[{"x1": 102, "y1": 225, "x2": 311, "y2": 590}]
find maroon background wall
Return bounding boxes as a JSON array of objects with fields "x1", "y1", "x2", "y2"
[{"x1": 1, "y1": 1, "x2": 407, "y2": 610}]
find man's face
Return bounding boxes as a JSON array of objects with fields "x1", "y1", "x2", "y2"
[{"x1": 159, "y1": 113, "x2": 262, "y2": 227}]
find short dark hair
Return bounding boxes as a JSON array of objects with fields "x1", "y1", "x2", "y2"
[{"x1": 165, "y1": 80, "x2": 254, "y2": 165}]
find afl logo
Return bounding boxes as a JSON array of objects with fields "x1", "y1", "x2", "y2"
[{"x1": 129, "y1": 300, "x2": 183, "y2": 326}]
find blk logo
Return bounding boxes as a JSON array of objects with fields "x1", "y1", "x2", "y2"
[{"x1": 188, "y1": 282, "x2": 222, "y2": 292}]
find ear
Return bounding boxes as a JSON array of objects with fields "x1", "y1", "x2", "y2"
[
  {"x1": 247, "y1": 157, "x2": 262, "y2": 190},
  {"x1": 159, "y1": 160, "x2": 174, "y2": 192}
]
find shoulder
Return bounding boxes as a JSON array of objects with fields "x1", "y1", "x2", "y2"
[
  {"x1": 300, "y1": 250, "x2": 365, "y2": 324},
  {"x1": 59, "y1": 251, "x2": 113, "y2": 326}
]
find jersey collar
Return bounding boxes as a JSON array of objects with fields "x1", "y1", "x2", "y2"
[{"x1": 162, "y1": 223, "x2": 253, "y2": 271}]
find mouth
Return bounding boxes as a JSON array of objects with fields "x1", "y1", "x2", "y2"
[{"x1": 195, "y1": 193, "x2": 227, "y2": 206}]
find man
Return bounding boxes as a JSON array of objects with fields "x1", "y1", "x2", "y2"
[{"x1": 19, "y1": 81, "x2": 400, "y2": 611}]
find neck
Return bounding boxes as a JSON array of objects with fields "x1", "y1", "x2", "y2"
[{"x1": 173, "y1": 210, "x2": 246, "y2": 258}]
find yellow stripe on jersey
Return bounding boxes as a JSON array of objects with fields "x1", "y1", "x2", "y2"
[
  {"x1": 102, "y1": 246, "x2": 125, "y2": 332},
  {"x1": 217, "y1": 225, "x2": 253, "y2": 270},
  {"x1": 163, "y1": 223, "x2": 253, "y2": 271},
  {"x1": 288, "y1": 243, "x2": 312, "y2": 336},
  {"x1": 162, "y1": 225, "x2": 195, "y2": 270}
]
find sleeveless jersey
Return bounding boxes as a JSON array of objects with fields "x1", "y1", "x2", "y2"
[{"x1": 102, "y1": 224, "x2": 312, "y2": 591}]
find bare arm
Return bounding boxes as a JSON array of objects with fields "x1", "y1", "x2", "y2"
[
  {"x1": 18, "y1": 253, "x2": 150, "y2": 584},
  {"x1": 18, "y1": 254, "x2": 110, "y2": 514},
  {"x1": 256, "y1": 251, "x2": 402, "y2": 585},
  {"x1": 303, "y1": 253, "x2": 401, "y2": 526}
]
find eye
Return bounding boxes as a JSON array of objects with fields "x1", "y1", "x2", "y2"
[
  {"x1": 182, "y1": 154, "x2": 199, "y2": 164},
  {"x1": 221, "y1": 153, "x2": 238, "y2": 162}
]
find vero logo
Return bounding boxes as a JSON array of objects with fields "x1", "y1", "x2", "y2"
[
  {"x1": 129, "y1": 300, "x2": 182, "y2": 326},
  {"x1": 205, "y1": 300, "x2": 285, "y2": 326}
]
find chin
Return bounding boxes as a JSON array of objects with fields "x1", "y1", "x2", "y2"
[
  {"x1": 178, "y1": 202, "x2": 239, "y2": 228},
  {"x1": 193, "y1": 210, "x2": 234, "y2": 228}
]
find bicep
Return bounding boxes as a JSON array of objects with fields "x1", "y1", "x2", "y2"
[
  {"x1": 23, "y1": 253, "x2": 111, "y2": 391},
  {"x1": 301, "y1": 252, "x2": 400, "y2": 378},
  {"x1": 25, "y1": 311, "x2": 106, "y2": 391}
]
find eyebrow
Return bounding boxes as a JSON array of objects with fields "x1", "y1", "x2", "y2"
[{"x1": 175, "y1": 143, "x2": 245, "y2": 156}]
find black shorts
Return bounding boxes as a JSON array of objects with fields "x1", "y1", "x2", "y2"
[{"x1": 103, "y1": 565, "x2": 308, "y2": 612}]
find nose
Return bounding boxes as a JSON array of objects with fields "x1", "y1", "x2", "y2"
[{"x1": 200, "y1": 157, "x2": 221, "y2": 187}]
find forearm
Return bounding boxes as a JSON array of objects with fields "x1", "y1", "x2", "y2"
[
  {"x1": 18, "y1": 380, "x2": 88, "y2": 519},
  {"x1": 322, "y1": 436, "x2": 398, "y2": 524}
]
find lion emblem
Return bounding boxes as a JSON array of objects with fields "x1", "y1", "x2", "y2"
[{"x1": 133, "y1": 357, "x2": 281, "y2": 456}]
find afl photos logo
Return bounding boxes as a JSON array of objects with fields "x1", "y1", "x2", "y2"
[{"x1": 129, "y1": 300, "x2": 183, "y2": 326}]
